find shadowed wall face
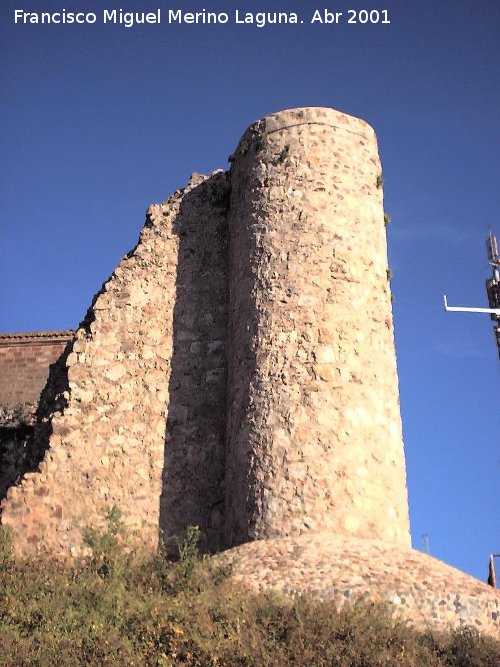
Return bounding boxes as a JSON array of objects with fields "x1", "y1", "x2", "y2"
[
  {"x1": 160, "y1": 172, "x2": 229, "y2": 554},
  {"x1": 225, "y1": 107, "x2": 410, "y2": 547}
]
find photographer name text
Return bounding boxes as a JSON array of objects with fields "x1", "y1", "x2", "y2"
[{"x1": 13, "y1": 8, "x2": 391, "y2": 28}]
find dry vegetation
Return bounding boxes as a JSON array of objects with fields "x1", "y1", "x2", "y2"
[{"x1": 0, "y1": 514, "x2": 499, "y2": 667}]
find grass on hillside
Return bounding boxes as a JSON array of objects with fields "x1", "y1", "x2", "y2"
[{"x1": 0, "y1": 513, "x2": 499, "y2": 667}]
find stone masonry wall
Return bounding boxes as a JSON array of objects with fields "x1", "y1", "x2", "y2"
[
  {"x1": 225, "y1": 108, "x2": 410, "y2": 547},
  {"x1": 1, "y1": 172, "x2": 230, "y2": 556}
]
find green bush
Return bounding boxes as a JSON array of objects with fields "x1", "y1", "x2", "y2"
[
  {"x1": 82, "y1": 506, "x2": 128, "y2": 579},
  {"x1": 0, "y1": 524, "x2": 13, "y2": 568},
  {"x1": 0, "y1": 519, "x2": 498, "y2": 666}
]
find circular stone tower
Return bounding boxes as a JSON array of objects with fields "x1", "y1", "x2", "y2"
[{"x1": 225, "y1": 107, "x2": 411, "y2": 548}]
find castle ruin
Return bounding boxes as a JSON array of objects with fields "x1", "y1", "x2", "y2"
[{"x1": 1, "y1": 107, "x2": 498, "y2": 636}]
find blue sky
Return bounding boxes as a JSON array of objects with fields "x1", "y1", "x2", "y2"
[{"x1": 1, "y1": 0, "x2": 499, "y2": 580}]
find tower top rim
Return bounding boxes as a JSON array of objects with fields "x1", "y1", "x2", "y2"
[{"x1": 242, "y1": 106, "x2": 377, "y2": 141}]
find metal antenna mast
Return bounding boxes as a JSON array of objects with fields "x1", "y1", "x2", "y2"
[{"x1": 444, "y1": 230, "x2": 500, "y2": 359}]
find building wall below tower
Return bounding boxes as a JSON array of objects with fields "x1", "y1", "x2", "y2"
[{"x1": 0, "y1": 332, "x2": 74, "y2": 406}]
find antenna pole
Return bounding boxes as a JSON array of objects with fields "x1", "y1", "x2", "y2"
[{"x1": 443, "y1": 231, "x2": 500, "y2": 360}]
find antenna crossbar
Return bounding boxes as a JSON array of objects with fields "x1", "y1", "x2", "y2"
[{"x1": 443, "y1": 295, "x2": 500, "y2": 316}]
